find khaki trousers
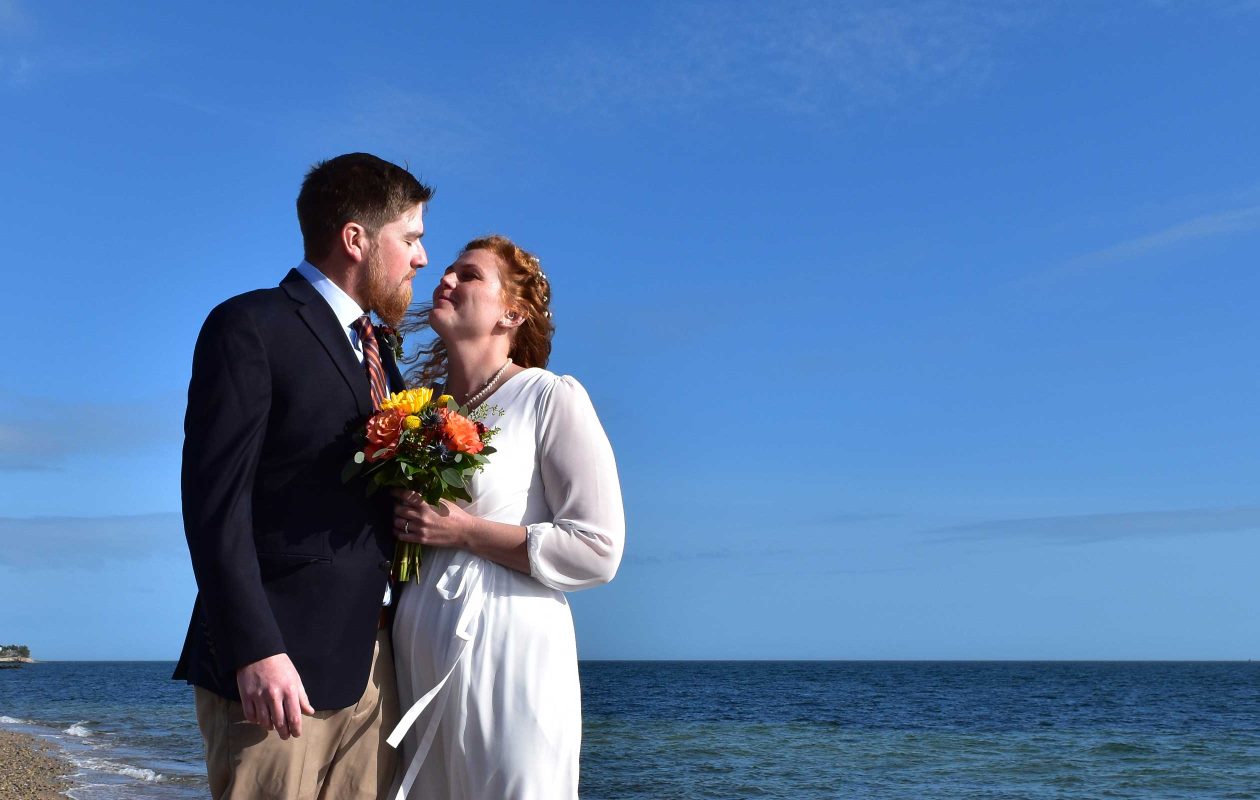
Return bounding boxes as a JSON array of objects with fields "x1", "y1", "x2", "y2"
[{"x1": 196, "y1": 630, "x2": 399, "y2": 800}]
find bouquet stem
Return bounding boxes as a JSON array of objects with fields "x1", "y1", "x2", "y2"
[{"x1": 394, "y1": 541, "x2": 422, "y2": 583}]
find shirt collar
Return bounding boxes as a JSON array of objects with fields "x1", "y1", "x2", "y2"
[{"x1": 295, "y1": 260, "x2": 367, "y2": 332}]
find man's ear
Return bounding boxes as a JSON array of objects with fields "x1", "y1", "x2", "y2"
[{"x1": 339, "y1": 222, "x2": 369, "y2": 263}]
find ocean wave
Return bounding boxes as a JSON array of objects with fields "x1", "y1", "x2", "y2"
[
  {"x1": 107, "y1": 764, "x2": 165, "y2": 782},
  {"x1": 0, "y1": 715, "x2": 31, "y2": 724},
  {"x1": 72, "y1": 755, "x2": 166, "y2": 783},
  {"x1": 63, "y1": 722, "x2": 93, "y2": 737}
]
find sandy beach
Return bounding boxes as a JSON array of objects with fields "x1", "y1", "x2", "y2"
[{"x1": 0, "y1": 729, "x2": 71, "y2": 799}]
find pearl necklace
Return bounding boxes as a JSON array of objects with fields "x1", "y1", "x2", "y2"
[{"x1": 458, "y1": 358, "x2": 512, "y2": 409}]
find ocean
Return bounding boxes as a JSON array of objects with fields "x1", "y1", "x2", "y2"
[{"x1": 2, "y1": 661, "x2": 1259, "y2": 798}]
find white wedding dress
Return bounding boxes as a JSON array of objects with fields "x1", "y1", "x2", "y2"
[{"x1": 389, "y1": 367, "x2": 625, "y2": 800}]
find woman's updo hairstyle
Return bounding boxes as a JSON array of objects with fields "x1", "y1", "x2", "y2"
[{"x1": 404, "y1": 234, "x2": 554, "y2": 386}]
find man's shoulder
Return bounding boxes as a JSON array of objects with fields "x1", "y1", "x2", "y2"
[
  {"x1": 204, "y1": 277, "x2": 302, "y2": 321},
  {"x1": 194, "y1": 278, "x2": 304, "y2": 343}
]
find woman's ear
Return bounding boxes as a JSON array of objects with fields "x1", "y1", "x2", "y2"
[{"x1": 501, "y1": 308, "x2": 526, "y2": 330}]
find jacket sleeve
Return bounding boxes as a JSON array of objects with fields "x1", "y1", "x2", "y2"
[
  {"x1": 525, "y1": 375, "x2": 625, "y2": 591},
  {"x1": 181, "y1": 301, "x2": 284, "y2": 673}
]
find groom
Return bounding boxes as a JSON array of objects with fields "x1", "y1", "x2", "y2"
[{"x1": 175, "y1": 153, "x2": 431, "y2": 799}]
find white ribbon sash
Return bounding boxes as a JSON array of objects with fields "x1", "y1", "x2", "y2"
[{"x1": 389, "y1": 554, "x2": 487, "y2": 800}]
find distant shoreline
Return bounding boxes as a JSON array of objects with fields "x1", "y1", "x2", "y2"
[{"x1": 0, "y1": 729, "x2": 72, "y2": 799}]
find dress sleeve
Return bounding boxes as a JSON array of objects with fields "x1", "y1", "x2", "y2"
[{"x1": 525, "y1": 375, "x2": 625, "y2": 591}]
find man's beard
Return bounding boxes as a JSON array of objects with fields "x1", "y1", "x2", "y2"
[{"x1": 363, "y1": 247, "x2": 412, "y2": 327}]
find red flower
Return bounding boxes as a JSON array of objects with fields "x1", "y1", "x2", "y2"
[
  {"x1": 438, "y1": 408, "x2": 484, "y2": 454},
  {"x1": 365, "y1": 408, "x2": 406, "y2": 461}
]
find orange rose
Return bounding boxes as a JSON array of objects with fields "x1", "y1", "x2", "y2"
[
  {"x1": 365, "y1": 408, "x2": 406, "y2": 461},
  {"x1": 438, "y1": 408, "x2": 484, "y2": 454}
]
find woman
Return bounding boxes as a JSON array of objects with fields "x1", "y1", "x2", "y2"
[{"x1": 387, "y1": 235, "x2": 625, "y2": 799}]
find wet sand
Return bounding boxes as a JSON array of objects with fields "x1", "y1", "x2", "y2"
[{"x1": 0, "y1": 729, "x2": 71, "y2": 799}]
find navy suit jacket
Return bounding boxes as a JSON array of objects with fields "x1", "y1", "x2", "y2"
[{"x1": 173, "y1": 269, "x2": 404, "y2": 709}]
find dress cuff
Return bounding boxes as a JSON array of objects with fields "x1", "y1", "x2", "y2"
[{"x1": 524, "y1": 523, "x2": 548, "y2": 579}]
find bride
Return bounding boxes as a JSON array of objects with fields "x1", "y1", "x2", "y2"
[{"x1": 387, "y1": 234, "x2": 625, "y2": 799}]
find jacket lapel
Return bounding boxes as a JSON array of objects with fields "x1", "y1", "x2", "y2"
[{"x1": 281, "y1": 270, "x2": 373, "y2": 418}]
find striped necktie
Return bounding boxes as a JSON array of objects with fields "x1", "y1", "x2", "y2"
[{"x1": 352, "y1": 315, "x2": 389, "y2": 409}]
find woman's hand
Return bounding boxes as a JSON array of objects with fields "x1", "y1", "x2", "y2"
[
  {"x1": 390, "y1": 488, "x2": 532, "y2": 573},
  {"x1": 391, "y1": 489, "x2": 475, "y2": 549}
]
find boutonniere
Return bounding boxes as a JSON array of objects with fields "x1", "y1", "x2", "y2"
[{"x1": 377, "y1": 325, "x2": 405, "y2": 360}]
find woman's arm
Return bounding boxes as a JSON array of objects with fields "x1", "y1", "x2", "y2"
[
  {"x1": 524, "y1": 375, "x2": 625, "y2": 589},
  {"x1": 391, "y1": 495, "x2": 530, "y2": 574},
  {"x1": 391, "y1": 375, "x2": 625, "y2": 588}
]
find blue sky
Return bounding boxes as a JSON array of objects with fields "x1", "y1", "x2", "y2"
[{"x1": 2, "y1": 1, "x2": 1259, "y2": 660}]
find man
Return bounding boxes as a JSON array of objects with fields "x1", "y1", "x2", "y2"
[{"x1": 174, "y1": 153, "x2": 431, "y2": 799}]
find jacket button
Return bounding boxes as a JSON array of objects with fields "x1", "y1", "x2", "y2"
[{"x1": 379, "y1": 560, "x2": 392, "y2": 572}]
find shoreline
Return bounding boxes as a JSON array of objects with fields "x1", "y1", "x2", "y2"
[{"x1": 0, "y1": 729, "x2": 72, "y2": 799}]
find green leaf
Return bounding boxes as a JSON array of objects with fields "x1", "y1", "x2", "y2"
[
  {"x1": 341, "y1": 460, "x2": 361, "y2": 483},
  {"x1": 440, "y1": 468, "x2": 464, "y2": 488},
  {"x1": 449, "y1": 485, "x2": 472, "y2": 502},
  {"x1": 353, "y1": 450, "x2": 365, "y2": 464},
  {"x1": 424, "y1": 482, "x2": 442, "y2": 505}
]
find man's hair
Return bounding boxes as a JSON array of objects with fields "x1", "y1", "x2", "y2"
[{"x1": 297, "y1": 153, "x2": 434, "y2": 262}]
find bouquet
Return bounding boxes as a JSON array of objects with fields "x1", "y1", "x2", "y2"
[{"x1": 342, "y1": 387, "x2": 500, "y2": 581}]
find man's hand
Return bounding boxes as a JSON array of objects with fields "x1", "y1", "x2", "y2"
[{"x1": 235, "y1": 653, "x2": 315, "y2": 740}]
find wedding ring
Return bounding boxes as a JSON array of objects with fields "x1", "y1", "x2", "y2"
[{"x1": 404, "y1": 520, "x2": 411, "y2": 536}]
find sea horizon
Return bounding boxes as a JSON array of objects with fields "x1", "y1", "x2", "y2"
[{"x1": 6, "y1": 660, "x2": 1260, "y2": 799}]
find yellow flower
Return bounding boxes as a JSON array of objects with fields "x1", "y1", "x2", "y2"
[
  {"x1": 437, "y1": 394, "x2": 454, "y2": 407},
  {"x1": 404, "y1": 415, "x2": 421, "y2": 430},
  {"x1": 381, "y1": 387, "x2": 434, "y2": 414}
]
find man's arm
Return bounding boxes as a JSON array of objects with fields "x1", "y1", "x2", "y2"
[{"x1": 182, "y1": 301, "x2": 311, "y2": 738}]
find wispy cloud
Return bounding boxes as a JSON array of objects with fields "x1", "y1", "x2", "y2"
[
  {"x1": 0, "y1": 52, "x2": 29, "y2": 85},
  {"x1": 0, "y1": 0, "x2": 32, "y2": 86},
  {"x1": 294, "y1": 88, "x2": 490, "y2": 177},
  {"x1": 1046, "y1": 205, "x2": 1260, "y2": 279},
  {"x1": 0, "y1": 0, "x2": 146, "y2": 91},
  {"x1": 0, "y1": 0, "x2": 31, "y2": 34},
  {"x1": 0, "y1": 393, "x2": 182, "y2": 471},
  {"x1": 522, "y1": 0, "x2": 1041, "y2": 118},
  {"x1": 624, "y1": 546, "x2": 917, "y2": 578},
  {"x1": 927, "y1": 505, "x2": 1260, "y2": 545},
  {"x1": 623, "y1": 545, "x2": 796, "y2": 566},
  {"x1": 0, "y1": 512, "x2": 184, "y2": 568}
]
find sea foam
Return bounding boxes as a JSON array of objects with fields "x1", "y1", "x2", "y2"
[
  {"x1": 73, "y1": 755, "x2": 165, "y2": 783},
  {"x1": 63, "y1": 722, "x2": 93, "y2": 737},
  {"x1": 0, "y1": 715, "x2": 31, "y2": 724}
]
